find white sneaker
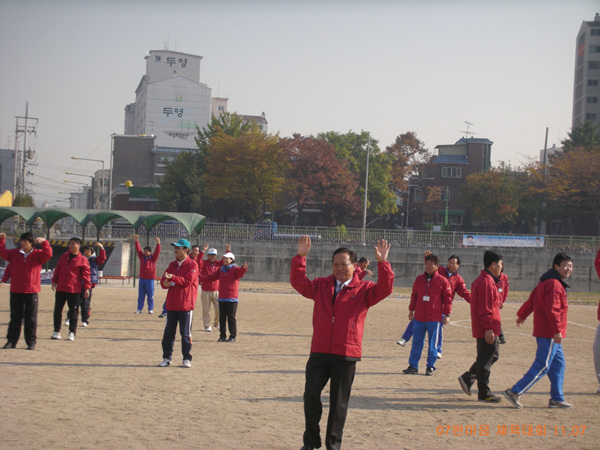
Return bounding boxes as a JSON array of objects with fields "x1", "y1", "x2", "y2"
[
  {"x1": 67, "y1": 332, "x2": 75, "y2": 341},
  {"x1": 396, "y1": 339, "x2": 406, "y2": 347},
  {"x1": 51, "y1": 331, "x2": 61, "y2": 340},
  {"x1": 205, "y1": 326, "x2": 212, "y2": 332},
  {"x1": 65, "y1": 319, "x2": 70, "y2": 325},
  {"x1": 82, "y1": 322, "x2": 88, "y2": 328},
  {"x1": 148, "y1": 310, "x2": 154, "y2": 314},
  {"x1": 182, "y1": 359, "x2": 192, "y2": 368},
  {"x1": 135, "y1": 310, "x2": 142, "y2": 314},
  {"x1": 437, "y1": 352, "x2": 443, "y2": 359},
  {"x1": 158, "y1": 359, "x2": 171, "y2": 367}
]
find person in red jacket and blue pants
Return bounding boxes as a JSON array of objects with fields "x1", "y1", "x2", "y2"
[
  {"x1": 51, "y1": 237, "x2": 91, "y2": 341},
  {"x1": 158, "y1": 239, "x2": 198, "y2": 368},
  {"x1": 0, "y1": 232, "x2": 53, "y2": 350},
  {"x1": 291, "y1": 236, "x2": 394, "y2": 450},
  {"x1": 503, "y1": 253, "x2": 575, "y2": 409},
  {"x1": 134, "y1": 235, "x2": 161, "y2": 314}
]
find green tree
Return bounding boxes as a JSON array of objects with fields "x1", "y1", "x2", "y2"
[
  {"x1": 156, "y1": 151, "x2": 203, "y2": 212},
  {"x1": 560, "y1": 122, "x2": 600, "y2": 153},
  {"x1": 460, "y1": 165, "x2": 520, "y2": 231},
  {"x1": 204, "y1": 129, "x2": 287, "y2": 222},
  {"x1": 318, "y1": 131, "x2": 397, "y2": 220},
  {"x1": 385, "y1": 131, "x2": 432, "y2": 192},
  {"x1": 13, "y1": 193, "x2": 35, "y2": 207}
]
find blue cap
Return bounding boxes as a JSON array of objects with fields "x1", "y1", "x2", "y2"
[{"x1": 171, "y1": 238, "x2": 191, "y2": 249}]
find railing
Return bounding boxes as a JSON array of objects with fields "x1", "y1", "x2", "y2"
[{"x1": 0, "y1": 219, "x2": 598, "y2": 251}]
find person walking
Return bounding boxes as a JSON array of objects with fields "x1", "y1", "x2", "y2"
[{"x1": 78, "y1": 242, "x2": 106, "y2": 327}]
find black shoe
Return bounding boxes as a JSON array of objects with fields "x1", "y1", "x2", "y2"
[
  {"x1": 218, "y1": 337, "x2": 226, "y2": 342},
  {"x1": 478, "y1": 395, "x2": 502, "y2": 403},
  {"x1": 458, "y1": 376, "x2": 472, "y2": 396},
  {"x1": 27, "y1": 343, "x2": 35, "y2": 350},
  {"x1": 499, "y1": 334, "x2": 507, "y2": 344},
  {"x1": 226, "y1": 337, "x2": 236, "y2": 342},
  {"x1": 158, "y1": 312, "x2": 166, "y2": 318},
  {"x1": 2, "y1": 342, "x2": 15, "y2": 349},
  {"x1": 301, "y1": 447, "x2": 315, "y2": 450},
  {"x1": 403, "y1": 365, "x2": 418, "y2": 375},
  {"x1": 425, "y1": 366, "x2": 434, "y2": 376}
]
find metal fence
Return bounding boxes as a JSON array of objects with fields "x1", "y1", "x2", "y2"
[{"x1": 1, "y1": 219, "x2": 598, "y2": 251}]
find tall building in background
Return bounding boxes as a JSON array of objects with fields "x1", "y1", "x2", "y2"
[
  {"x1": 572, "y1": 13, "x2": 600, "y2": 130},
  {"x1": 124, "y1": 50, "x2": 212, "y2": 149}
]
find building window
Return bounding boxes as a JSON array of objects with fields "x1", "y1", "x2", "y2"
[
  {"x1": 586, "y1": 96, "x2": 598, "y2": 104},
  {"x1": 413, "y1": 188, "x2": 423, "y2": 202},
  {"x1": 155, "y1": 56, "x2": 161, "y2": 61},
  {"x1": 592, "y1": 29, "x2": 600, "y2": 36},
  {"x1": 591, "y1": 46, "x2": 600, "y2": 53},
  {"x1": 588, "y1": 79, "x2": 599, "y2": 86},
  {"x1": 589, "y1": 62, "x2": 600, "y2": 70},
  {"x1": 586, "y1": 113, "x2": 597, "y2": 120},
  {"x1": 441, "y1": 167, "x2": 462, "y2": 178},
  {"x1": 218, "y1": 106, "x2": 225, "y2": 112}
]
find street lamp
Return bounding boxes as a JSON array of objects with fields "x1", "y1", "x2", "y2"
[
  {"x1": 361, "y1": 135, "x2": 371, "y2": 245},
  {"x1": 71, "y1": 156, "x2": 106, "y2": 209}
]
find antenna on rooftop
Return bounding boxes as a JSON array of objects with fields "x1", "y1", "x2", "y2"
[{"x1": 462, "y1": 121, "x2": 475, "y2": 139}]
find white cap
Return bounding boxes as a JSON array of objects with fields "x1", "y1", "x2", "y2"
[
  {"x1": 223, "y1": 252, "x2": 235, "y2": 260},
  {"x1": 207, "y1": 248, "x2": 218, "y2": 255}
]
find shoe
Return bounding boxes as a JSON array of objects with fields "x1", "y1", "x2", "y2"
[
  {"x1": 27, "y1": 343, "x2": 35, "y2": 350},
  {"x1": 503, "y1": 389, "x2": 523, "y2": 409},
  {"x1": 499, "y1": 334, "x2": 507, "y2": 344},
  {"x1": 182, "y1": 359, "x2": 192, "y2": 368},
  {"x1": 51, "y1": 332, "x2": 61, "y2": 340},
  {"x1": 2, "y1": 342, "x2": 15, "y2": 349},
  {"x1": 396, "y1": 338, "x2": 406, "y2": 347},
  {"x1": 478, "y1": 395, "x2": 502, "y2": 403},
  {"x1": 300, "y1": 446, "x2": 316, "y2": 450},
  {"x1": 218, "y1": 337, "x2": 226, "y2": 342},
  {"x1": 425, "y1": 367, "x2": 434, "y2": 376},
  {"x1": 215, "y1": 325, "x2": 220, "y2": 330},
  {"x1": 226, "y1": 337, "x2": 236, "y2": 342},
  {"x1": 548, "y1": 399, "x2": 573, "y2": 409},
  {"x1": 458, "y1": 376, "x2": 472, "y2": 396},
  {"x1": 437, "y1": 352, "x2": 442, "y2": 359},
  {"x1": 158, "y1": 358, "x2": 171, "y2": 367},
  {"x1": 158, "y1": 312, "x2": 166, "y2": 318},
  {"x1": 148, "y1": 310, "x2": 154, "y2": 314},
  {"x1": 205, "y1": 326, "x2": 212, "y2": 332},
  {"x1": 67, "y1": 332, "x2": 75, "y2": 341},
  {"x1": 403, "y1": 365, "x2": 418, "y2": 375},
  {"x1": 135, "y1": 310, "x2": 142, "y2": 314},
  {"x1": 82, "y1": 322, "x2": 88, "y2": 327},
  {"x1": 65, "y1": 319, "x2": 70, "y2": 325}
]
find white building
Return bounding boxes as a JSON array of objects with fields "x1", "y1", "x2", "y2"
[
  {"x1": 124, "y1": 50, "x2": 212, "y2": 149},
  {"x1": 572, "y1": 13, "x2": 600, "y2": 130}
]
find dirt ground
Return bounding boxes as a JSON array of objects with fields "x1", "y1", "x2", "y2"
[{"x1": 1, "y1": 280, "x2": 599, "y2": 449}]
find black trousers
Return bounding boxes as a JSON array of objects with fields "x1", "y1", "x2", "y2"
[
  {"x1": 219, "y1": 301, "x2": 237, "y2": 339},
  {"x1": 53, "y1": 291, "x2": 80, "y2": 333},
  {"x1": 79, "y1": 287, "x2": 92, "y2": 323},
  {"x1": 7, "y1": 292, "x2": 38, "y2": 346},
  {"x1": 162, "y1": 310, "x2": 193, "y2": 361},
  {"x1": 303, "y1": 353, "x2": 357, "y2": 450},
  {"x1": 461, "y1": 337, "x2": 499, "y2": 399}
]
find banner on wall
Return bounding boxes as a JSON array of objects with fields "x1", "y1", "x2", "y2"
[{"x1": 462, "y1": 235, "x2": 544, "y2": 248}]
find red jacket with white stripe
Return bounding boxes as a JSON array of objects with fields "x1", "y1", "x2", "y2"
[
  {"x1": 290, "y1": 255, "x2": 394, "y2": 359},
  {"x1": 160, "y1": 256, "x2": 198, "y2": 311},
  {"x1": 517, "y1": 268, "x2": 569, "y2": 338},
  {"x1": 0, "y1": 238, "x2": 52, "y2": 294},
  {"x1": 52, "y1": 251, "x2": 92, "y2": 293},
  {"x1": 409, "y1": 271, "x2": 453, "y2": 322}
]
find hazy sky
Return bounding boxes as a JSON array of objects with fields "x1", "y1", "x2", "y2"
[{"x1": 0, "y1": 0, "x2": 597, "y2": 207}]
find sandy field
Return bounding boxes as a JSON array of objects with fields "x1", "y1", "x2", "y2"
[{"x1": 1, "y1": 280, "x2": 599, "y2": 450}]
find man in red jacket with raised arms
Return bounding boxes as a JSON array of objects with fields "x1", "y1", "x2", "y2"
[{"x1": 291, "y1": 236, "x2": 394, "y2": 450}]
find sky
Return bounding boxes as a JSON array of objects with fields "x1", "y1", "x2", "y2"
[{"x1": 0, "y1": 0, "x2": 597, "y2": 207}]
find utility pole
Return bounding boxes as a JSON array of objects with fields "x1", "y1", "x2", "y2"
[{"x1": 14, "y1": 102, "x2": 38, "y2": 198}]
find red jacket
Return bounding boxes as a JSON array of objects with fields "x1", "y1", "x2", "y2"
[
  {"x1": 409, "y1": 271, "x2": 452, "y2": 322},
  {"x1": 595, "y1": 248, "x2": 600, "y2": 321},
  {"x1": 498, "y1": 273, "x2": 509, "y2": 303},
  {"x1": 52, "y1": 251, "x2": 92, "y2": 293},
  {"x1": 135, "y1": 240, "x2": 161, "y2": 280},
  {"x1": 437, "y1": 266, "x2": 471, "y2": 303},
  {"x1": 0, "y1": 238, "x2": 52, "y2": 294},
  {"x1": 200, "y1": 263, "x2": 247, "y2": 299},
  {"x1": 160, "y1": 257, "x2": 198, "y2": 311},
  {"x1": 355, "y1": 266, "x2": 369, "y2": 280},
  {"x1": 290, "y1": 255, "x2": 394, "y2": 359},
  {"x1": 195, "y1": 251, "x2": 224, "y2": 291},
  {"x1": 517, "y1": 269, "x2": 569, "y2": 338},
  {"x1": 470, "y1": 270, "x2": 503, "y2": 338}
]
